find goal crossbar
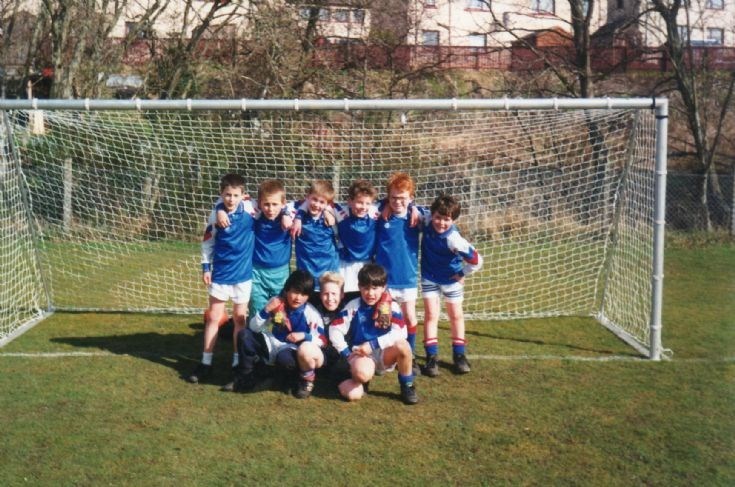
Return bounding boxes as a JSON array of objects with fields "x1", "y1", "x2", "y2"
[{"x1": 0, "y1": 98, "x2": 668, "y2": 360}]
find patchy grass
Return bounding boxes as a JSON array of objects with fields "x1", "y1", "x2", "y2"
[{"x1": 0, "y1": 244, "x2": 733, "y2": 485}]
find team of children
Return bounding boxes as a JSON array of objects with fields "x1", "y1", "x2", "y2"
[{"x1": 189, "y1": 172, "x2": 483, "y2": 405}]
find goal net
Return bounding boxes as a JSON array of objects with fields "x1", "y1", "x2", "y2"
[{"x1": 0, "y1": 99, "x2": 666, "y2": 357}]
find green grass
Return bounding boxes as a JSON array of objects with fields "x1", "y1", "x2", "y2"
[{"x1": 0, "y1": 242, "x2": 733, "y2": 485}]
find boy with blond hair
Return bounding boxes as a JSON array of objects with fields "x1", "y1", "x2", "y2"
[
  {"x1": 332, "y1": 179, "x2": 380, "y2": 302},
  {"x1": 420, "y1": 194, "x2": 483, "y2": 376},
  {"x1": 188, "y1": 173, "x2": 256, "y2": 384},
  {"x1": 292, "y1": 180, "x2": 339, "y2": 295}
]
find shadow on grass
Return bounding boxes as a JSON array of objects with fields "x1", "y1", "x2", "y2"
[
  {"x1": 462, "y1": 327, "x2": 639, "y2": 357},
  {"x1": 49, "y1": 320, "x2": 226, "y2": 379}
]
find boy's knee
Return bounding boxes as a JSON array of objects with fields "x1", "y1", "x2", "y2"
[
  {"x1": 338, "y1": 379, "x2": 364, "y2": 401},
  {"x1": 351, "y1": 360, "x2": 375, "y2": 383}
]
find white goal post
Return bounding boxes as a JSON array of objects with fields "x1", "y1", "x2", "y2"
[{"x1": 0, "y1": 98, "x2": 668, "y2": 359}]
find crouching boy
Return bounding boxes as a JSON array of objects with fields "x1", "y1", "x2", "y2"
[
  {"x1": 233, "y1": 270, "x2": 326, "y2": 399},
  {"x1": 329, "y1": 263, "x2": 419, "y2": 405}
]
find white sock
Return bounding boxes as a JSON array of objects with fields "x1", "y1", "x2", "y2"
[
  {"x1": 232, "y1": 353, "x2": 239, "y2": 367},
  {"x1": 202, "y1": 352, "x2": 213, "y2": 366}
]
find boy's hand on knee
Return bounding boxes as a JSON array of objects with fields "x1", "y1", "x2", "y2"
[
  {"x1": 451, "y1": 274, "x2": 465, "y2": 285},
  {"x1": 202, "y1": 272, "x2": 212, "y2": 286}
]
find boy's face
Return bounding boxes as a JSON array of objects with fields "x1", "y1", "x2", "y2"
[
  {"x1": 431, "y1": 213, "x2": 454, "y2": 234},
  {"x1": 388, "y1": 189, "x2": 411, "y2": 215},
  {"x1": 221, "y1": 185, "x2": 245, "y2": 212},
  {"x1": 306, "y1": 193, "x2": 330, "y2": 217},
  {"x1": 259, "y1": 192, "x2": 285, "y2": 220},
  {"x1": 320, "y1": 282, "x2": 343, "y2": 312},
  {"x1": 348, "y1": 194, "x2": 374, "y2": 218},
  {"x1": 359, "y1": 284, "x2": 386, "y2": 307},
  {"x1": 284, "y1": 290, "x2": 309, "y2": 310}
]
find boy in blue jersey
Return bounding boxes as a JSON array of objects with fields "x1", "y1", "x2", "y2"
[
  {"x1": 333, "y1": 179, "x2": 380, "y2": 302},
  {"x1": 188, "y1": 173, "x2": 256, "y2": 384},
  {"x1": 232, "y1": 270, "x2": 327, "y2": 399},
  {"x1": 329, "y1": 263, "x2": 419, "y2": 405},
  {"x1": 420, "y1": 195, "x2": 483, "y2": 376},
  {"x1": 215, "y1": 180, "x2": 295, "y2": 319},
  {"x1": 375, "y1": 172, "x2": 428, "y2": 374},
  {"x1": 291, "y1": 180, "x2": 339, "y2": 299}
]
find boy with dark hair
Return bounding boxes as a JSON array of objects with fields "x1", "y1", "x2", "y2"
[
  {"x1": 189, "y1": 173, "x2": 256, "y2": 384},
  {"x1": 232, "y1": 269, "x2": 327, "y2": 398},
  {"x1": 420, "y1": 194, "x2": 483, "y2": 376},
  {"x1": 329, "y1": 263, "x2": 419, "y2": 405}
]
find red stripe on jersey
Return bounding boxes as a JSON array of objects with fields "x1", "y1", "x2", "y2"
[{"x1": 391, "y1": 312, "x2": 405, "y2": 328}]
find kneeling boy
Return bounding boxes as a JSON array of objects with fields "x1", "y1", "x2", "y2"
[
  {"x1": 233, "y1": 270, "x2": 326, "y2": 399},
  {"x1": 329, "y1": 263, "x2": 419, "y2": 405}
]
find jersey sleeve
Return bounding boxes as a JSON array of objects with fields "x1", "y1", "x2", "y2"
[
  {"x1": 249, "y1": 308, "x2": 271, "y2": 333},
  {"x1": 200, "y1": 209, "x2": 218, "y2": 272},
  {"x1": 329, "y1": 302, "x2": 357, "y2": 357},
  {"x1": 305, "y1": 304, "x2": 328, "y2": 348},
  {"x1": 446, "y1": 230, "x2": 483, "y2": 277}
]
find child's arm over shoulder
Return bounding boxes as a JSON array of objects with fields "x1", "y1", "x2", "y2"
[{"x1": 447, "y1": 230, "x2": 483, "y2": 276}]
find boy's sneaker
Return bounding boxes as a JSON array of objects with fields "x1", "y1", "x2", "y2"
[
  {"x1": 293, "y1": 379, "x2": 315, "y2": 399},
  {"x1": 187, "y1": 363, "x2": 212, "y2": 384},
  {"x1": 453, "y1": 353, "x2": 471, "y2": 374},
  {"x1": 363, "y1": 381, "x2": 370, "y2": 394},
  {"x1": 400, "y1": 383, "x2": 419, "y2": 405},
  {"x1": 422, "y1": 355, "x2": 440, "y2": 377}
]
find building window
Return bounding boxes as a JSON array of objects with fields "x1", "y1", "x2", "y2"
[
  {"x1": 425, "y1": 0, "x2": 437, "y2": 6},
  {"x1": 532, "y1": 0, "x2": 555, "y2": 13},
  {"x1": 422, "y1": 30, "x2": 440, "y2": 45},
  {"x1": 299, "y1": 7, "x2": 312, "y2": 20},
  {"x1": 707, "y1": 28, "x2": 724, "y2": 45},
  {"x1": 353, "y1": 9, "x2": 365, "y2": 24},
  {"x1": 706, "y1": 0, "x2": 723, "y2": 8},
  {"x1": 677, "y1": 25, "x2": 690, "y2": 42},
  {"x1": 319, "y1": 8, "x2": 330, "y2": 21},
  {"x1": 616, "y1": 0, "x2": 624, "y2": 8},
  {"x1": 333, "y1": 8, "x2": 350, "y2": 22},
  {"x1": 467, "y1": 0, "x2": 488, "y2": 10},
  {"x1": 466, "y1": 33, "x2": 487, "y2": 47}
]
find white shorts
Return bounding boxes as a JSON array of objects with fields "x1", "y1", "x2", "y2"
[
  {"x1": 388, "y1": 287, "x2": 417, "y2": 303},
  {"x1": 421, "y1": 278, "x2": 464, "y2": 303},
  {"x1": 209, "y1": 280, "x2": 252, "y2": 304},
  {"x1": 349, "y1": 347, "x2": 397, "y2": 374},
  {"x1": 339, "y1": 260, "x2": 368, "y2": 293}
]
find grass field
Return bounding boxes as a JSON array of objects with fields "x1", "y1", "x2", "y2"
[{"x1": 0, "y1": 242, "x2": 733, "y2": 485}]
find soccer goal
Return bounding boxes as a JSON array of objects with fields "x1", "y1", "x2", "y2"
[{"x1": 0, "y1": 98, "x2": 668, "y2": 359}]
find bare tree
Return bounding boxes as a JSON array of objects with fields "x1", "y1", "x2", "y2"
[{"x1": 649, "y1": 0, "x2": 735, "y2": 230}]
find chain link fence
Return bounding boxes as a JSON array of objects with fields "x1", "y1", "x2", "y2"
[{"x1": 667, "y1": 171, "x2": 735, "y2": 234}]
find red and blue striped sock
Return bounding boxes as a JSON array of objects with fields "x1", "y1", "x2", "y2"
[
  {"x1": 452, "y1": 337, "x2": 466, "y2": 356},
  {"x1": 424, "y1": 337, "x2": 439, "y2": 357}
]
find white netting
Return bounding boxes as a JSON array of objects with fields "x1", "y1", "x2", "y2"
[
  {"x1": 1, "y1": 106, "x2": 657, "y2": 353},
  {"x1": 0, "y1": 113, "x2": 48, "y2": 346}
]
